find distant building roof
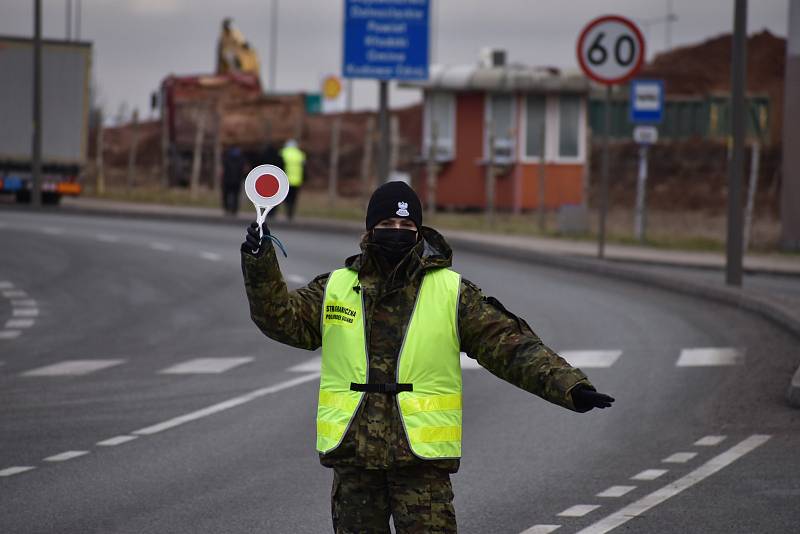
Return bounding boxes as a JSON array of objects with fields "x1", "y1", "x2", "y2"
[{"x1": 401, "y1": 63, "x2": 589, "y2": 93}]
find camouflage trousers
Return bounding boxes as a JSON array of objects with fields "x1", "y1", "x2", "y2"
[{"x1": 331, "y1": 465, "x2": 457, "y2": 533}]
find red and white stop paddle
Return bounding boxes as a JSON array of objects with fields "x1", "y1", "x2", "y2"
[{"x1": 244, "y1": 164, "x2": 290, "y2": 239}]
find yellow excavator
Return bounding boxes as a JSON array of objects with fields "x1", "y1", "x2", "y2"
[{"x1": 216, "y1": 18, "x2": 260, "y2": 77}]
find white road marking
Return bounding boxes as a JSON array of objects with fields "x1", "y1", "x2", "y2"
[
  {"x1": 288, "y1": 356, "x2": 322, "y2": 373},
  {"x1": 557, "y1": 505, "x2": 601, "y2": 517},
  {"x1": 134, "y1": 372, "x2": 320, "y2": 435},
  {"x1": 0, "y1": 466, "x2": 36, "y2": 477},
  {"x1": 44, "y1": 450, "x2": 89, "y2": 462},
  {"x1": 0, "y1": 330, "x2": 21, "y2": 339},
  {"x1": 286, "y1": 274, "x2": 305, "y2": 284},
  {"x1": 575, "y1": 434, "x2": 771, "y2": 534},
  {"x1": 199, "y1": 251, "x2": 222, "y2": 261},
  {"x1": 41, "y1": 227, "x2": 65, "y2": 235},
  {"x1": 159, "y1": 357, "x2": 254, "y2": 374},
  {"x1": 149, "y1": 242, "x2": 174, "y2": 252},
  {"x1": 460, "y1": 352, "x2": 481, "y2": 370},
  {"x1": 0, "y1": 281, "x2": 14, "y2": 289},
  {"x1": 560, "y1": 350, "x2": 622, "y2": 368},
  {"x1": 694, "y1": 435, "x2": 726, "y2": 446},
  {"x1": 11, "y1": 299, "x2": 37, "y2": 307},
  {"x1": 662, "y1": 452, "x2": 698, "y2": 463},
  {"x1": 23, "y1": 359, "x2": 126, "y2": 376},
  {"x1": 5, "y1": 319, "x2": 35, "y2": 329},
  {"x1": 97, "y1": 435, "x2": 138, "y2": 447},
  {"x1": 12, "y1": 308, "x2": 39, "y2": 317},
  {"x1": 2, "y1": 289, "x2": 27, "y2": 298},
  {"x1": 631, "y1": 469, "x2": 668, "y2": 481},
  {"x1": 676, "y1": 347, "x2": 744, "y2": 367},
  {"x1": 596, "y1": 485, "x2": 636, "y2": 498},
  {"x1": 520, "y1": 525, "x2": 561, "y2": 534},
  {"x1": 95, "y1": 233, "x2": 121, "y2": 243}
]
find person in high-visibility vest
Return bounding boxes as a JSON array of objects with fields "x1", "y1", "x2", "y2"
[
  {"x1": 279, "y1": 139, "x2": 306, "y2": 221},
  {"x1": 241, "y1": 181, "x2": 614, "y2": 533}
]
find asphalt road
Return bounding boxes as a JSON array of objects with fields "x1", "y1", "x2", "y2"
[{"x1": 1, "y1": 209, "x2": 798, "y2": 534}]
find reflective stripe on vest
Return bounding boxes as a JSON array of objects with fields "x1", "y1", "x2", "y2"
[
  {"x1": 317, "y1": 267, "x2": 463, "y2": 459},
  {"x1": 281, "y1": 146, "x2": 305, "y2": 187}
]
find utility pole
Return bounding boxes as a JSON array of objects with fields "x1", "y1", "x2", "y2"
[
  {"x1": 75, "y1": 0, "x2": 81, "y2": 40},
  {"x1": 781, "y1": 0, "x2": 800, "y2": 250},
  {"x1": 32, "y1": 0, "x2": 43, "y2": 207},
  {"x1": 66, "y1": 0, "x2": 72, "y2": 40},
  {"x1": 597, "y1": 85, "x2": 611, "y2": 259},
  {"x1": 726, "y1": 0, "x2": 747, "y2": 286},
  {"x1": 269, "y1": 0, "x2": 279, "y2": 92}
]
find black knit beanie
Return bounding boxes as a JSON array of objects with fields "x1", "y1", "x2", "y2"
[{"x1": 365, "y1": 181, "x2": 423, "y2": 230}]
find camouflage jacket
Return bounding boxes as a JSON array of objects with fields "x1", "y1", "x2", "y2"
[{"x1": 241, "y1": 226, "x2": 592, "y2": 473}]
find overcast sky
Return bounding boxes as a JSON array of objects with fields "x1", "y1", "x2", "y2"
[{"x1": 0, "y1": 0, "x2": 790, "y2": 122}]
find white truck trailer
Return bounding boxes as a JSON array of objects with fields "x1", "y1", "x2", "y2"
[{"x1": 0, "y1": 36, "x2": 91, "y2": 204}]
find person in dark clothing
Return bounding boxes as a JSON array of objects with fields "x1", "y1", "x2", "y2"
[{"x1": 222, "y1": 146, "x2": 246, "y2": 215}]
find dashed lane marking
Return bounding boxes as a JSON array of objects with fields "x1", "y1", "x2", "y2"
[
  {"x1": 662, "y1": 452, "x2": 698, "y2": 463},
  {"x1": 22, "y1": 359, "x2": 126, "y2": 377},
  {"x1": 95, "y1": 233, "x2": 121, "y2": 243},
  {"x1": 158, "y1": 357, "x2": 254, "y2": 374},
  {"x1": 41, "y1": 227, "x2": 65, "y2": 236},
  {"x1": 631, "y1": 469, "x2": 668, "y2": 481},
  {"x1": 199, "y1": 251, "x2": 222, "y2": 261},
  {"x1": 97, "y1": 435, "x2": 138, "y2": 447},
  {"x1": 0, "y1": 330, "x2": 21, "y2": 339},
  {"x1": 575, "y1": 435, "x2": 771, "y2": 534},
  {"x1": 460, "y1": 352, "x2": 481, "y2": 370},
  {"x1": 0, "y1": 466, "x2": 36, "y2": 477},
  {"x1": 0, "y1": 281, "x2": 14, "y2": 289},
  {"x1": 694, "y1": 435, "x2": 726, "y2": 446},
  {"x1": 557, "y1": 505, "x2": 601, "y2": 517},
  {"x1": 677, "y1": 347, "x2": 744, "y2": 367},
  {"x1": 286, "y1": 274, "x2": 305, "y2": 284},
  {"x1": 5, "y1": 319, "x2": 35, "y2": 329},
  {"x1": 520, "y1": 526, "x2": 561, "y2": 534},
  {"x1": 11, "y1": 299, "x2": 37, "y2": 307},
  {"x1": 149, "y1": 242, "x2": 174, "y2": 252},
  {"x1": 560, "y1": 350, "x2": 622, "y2": 368},
  {"x1": 2, "y1": 289, "x2": 27, "y2": 298},
  {"x1": 596, "y1": 485, "x2": 636, "y2": 498},
  {"x1": 44, "y1": 450, "x2": 89, "y2": 462},
  {"x1": 12, "y1": 308, "x2": 38, "y2": 317},
  {"x1": 132, "y1": 372, "x2": 320, "y2": 436}
]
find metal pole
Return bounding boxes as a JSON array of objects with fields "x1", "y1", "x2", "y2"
[
  {"x1": 75, "y1": 0, "x2": 81, "y2": 41},
  {"x1": 537, "y1": 121, "x2": 546, "y2": 232},
  {"x1": 345, "y1": 79, "x2": 353, "y2": 112},
  {"x1": 781, "y1": 0, "x2": 800, "y2": 250},
  {"x1": 634, "y1": 144, "x2": 648, "y2": 242},
  {"x1": 743, "y1": 141, "x2": 760, "y2": 251},
  {"x1": 597, "y1": 85, "x2": 611, "y2": 259},
  {"x1": 269, "y1": 0, "x2": 278, "y2": 92},
  {"x1": 66, "y1": 0, "x2": 72, "y2": 40},
  {"x1": 377, "y1": 80, "x2": 390, "y2": 183},
  {"x1": 32, "y1": 0, "x2": 43, "y2": 207},
  {"x1": 328, "y1": 115, "x2": 341, "y2": 207},
  {"x1": 726, "y1": 0, "x2": 747, "y2": 286},
  {"x1": 426, "y1": 119, "x2": 438, "y2": 217},
  {"x1": 485, "y1": 126, "x2": 496, "y2": 227}
]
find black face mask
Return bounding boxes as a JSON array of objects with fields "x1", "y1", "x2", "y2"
[{"x1": 370, "y1": 228, "x2": 418, "y2": 264}]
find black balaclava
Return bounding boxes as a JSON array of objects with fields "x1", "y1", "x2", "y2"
[{"x1": 365, "y1": 181, "x2": 423, "y2": 264}]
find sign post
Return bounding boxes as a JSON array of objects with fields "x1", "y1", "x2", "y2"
[
  {"x1": 577, "y1": 15, "x2": 645, "y2": 258},
  {"x1": 342, "y1": 0, "x2": 430, "y2": 184},
  {"x1": 629, "y1": 80, "x2": 664, "y2": 242}
]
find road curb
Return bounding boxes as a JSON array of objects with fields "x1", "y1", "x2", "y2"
[{"x1": 9, "y1": 201, "x2": 800, "y2": 407}]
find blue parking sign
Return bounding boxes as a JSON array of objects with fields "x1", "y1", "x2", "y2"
[
  {"x1": 342, "y1": 0, "x2": 430, "y2": 81},
  {"x1": 630, "y1": 79, "x2": 664, "y2": 123}
]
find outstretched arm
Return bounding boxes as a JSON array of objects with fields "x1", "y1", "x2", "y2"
[
  {"x1": 241, "y1": 223, "x2": 327, "y2": 350},
  {"x1": 458, "y1": 278, "x2": 606, "y2": 412}
]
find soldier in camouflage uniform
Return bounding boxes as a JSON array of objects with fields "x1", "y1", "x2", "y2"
[{"x1": 241, "y1": 181, "x2": 614, "y2": 533}]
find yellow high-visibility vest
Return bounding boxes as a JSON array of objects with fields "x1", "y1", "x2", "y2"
[
  {"x1": 281, "y1": 146, "x2": 305, "y2": 187},
  {"x1": 317, "y1": 267, "x2": 463, "y2": 459}
]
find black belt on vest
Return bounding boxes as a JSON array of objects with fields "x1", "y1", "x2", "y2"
[{"x1": 350, "y1": 382, "x2": 413, "y2": 394}]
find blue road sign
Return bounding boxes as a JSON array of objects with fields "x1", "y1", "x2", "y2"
[
  {"x1": 342, "y1": 0, "x2": 430, "y2": 81},
  {"x1": 630, "y1": 79, "x2": 664, "y2": 123}
]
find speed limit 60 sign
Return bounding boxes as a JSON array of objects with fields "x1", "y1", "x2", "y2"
[{"x1": 577, "y1": 15, "x2": 645, "y2": 85}]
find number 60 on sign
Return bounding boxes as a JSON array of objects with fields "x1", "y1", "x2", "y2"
[{"x1": 577, "y1": 15, "x2": 645, "y2": 85}]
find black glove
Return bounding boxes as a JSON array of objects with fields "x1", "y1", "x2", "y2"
[
  {"x1": 571, "y1": 385, "x2": 615, "y2": 413},
  {"x1": 242, "y1": 221, "x2": 270, "y2": 256}
]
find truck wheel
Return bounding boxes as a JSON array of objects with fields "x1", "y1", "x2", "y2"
[
  {"x1": 15, "y1": 190, "x2": 32, "y2": 204},
  {"x1": 42, "y1": 192, "x2": 61, "y2": 205}
]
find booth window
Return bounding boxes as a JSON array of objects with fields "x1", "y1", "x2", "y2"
[
  {"x1": 486, "y1": 93, "x2": 515, "y2": 163},
  {"x1": 558, "y1": 95, "x2": 581, "y2": 158},
  {"x1": 424, "y1": 92, "x2": 455, "y2": 160},
  {"x1": 524, "y1": 95, "x2": 546, "y2": 159}
]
